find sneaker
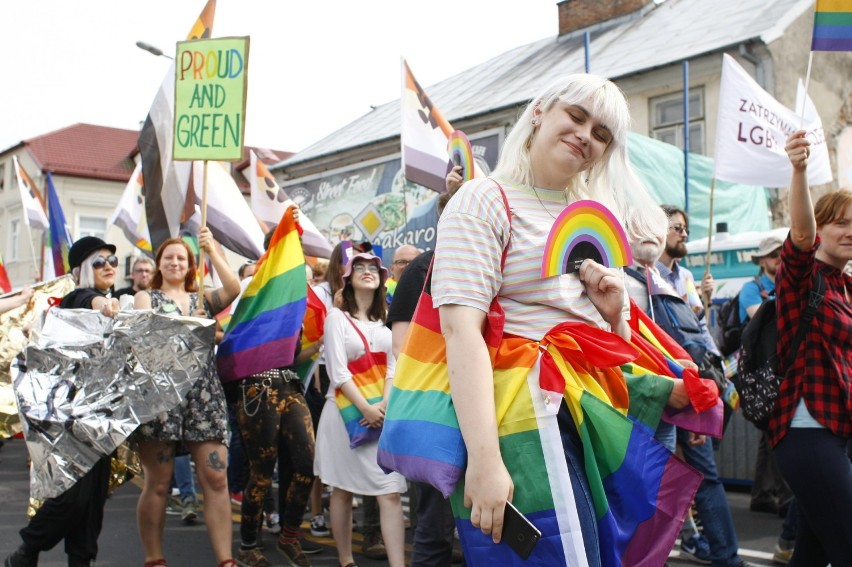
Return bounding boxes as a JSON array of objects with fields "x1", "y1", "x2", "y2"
[
  {"x1": 230, "y1": 491, "x2": 244, "y2": 506},
  {"x1": 181, "y1": 498, "x2": 198, "y2": 524},
  {"x1": 264, "y1": 512, "x2": 281, "y2": 534},
  {"x1": 4, "y1": 545, "x2": 39, "y2": 567},
  {"x1": 361, "y1": 533, "x2": 387, "y2": 560},
  {"x1": 299, "y1": 536, "x2": 322, "y2": 555},
  {"x1": 235, "y1": 547, "x2": 272, "y2": 567},
  {"x1": 772, "y1": 539, "x2": 794, "y2": 565},
  {"x1": 309, "y1": 514, "x2": 330, "y2": 537},
  {"x1": 165, "y1": 496, "x2": 182, "y2": 516},
  {"x1": 680, "y1": 534, "x2": 712, "y2": 565},
  {"x1": 277, "y1": 539, "x2": 311, "y2": 567}
]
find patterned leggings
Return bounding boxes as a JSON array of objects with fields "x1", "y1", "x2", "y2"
[{"x1": 236, "y1": 372, "x2": 316, "y2": 545}]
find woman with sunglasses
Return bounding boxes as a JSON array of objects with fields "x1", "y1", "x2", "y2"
[
  {"x1": 133, "y1": 226, "x2": 241, "y2": 567},
  {"x1": 5, "y1": 236, "x2": 120, "y2": 567},
  {"x1": 314, "y1": 252, "x2": 406, "y2": 567}
]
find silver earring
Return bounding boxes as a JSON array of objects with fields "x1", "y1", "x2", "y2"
[{"x1": 531, "y1": 118, "x2": 540, "y2": 126}]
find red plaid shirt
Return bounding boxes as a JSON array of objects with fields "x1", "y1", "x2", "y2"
[{"x1": 770, "y1": 235, "x2": 852, "y2": 446}]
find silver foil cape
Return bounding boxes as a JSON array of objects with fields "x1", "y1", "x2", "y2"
[{"x1": 13, "y1": 308, "x2": 215, "y2": 500}]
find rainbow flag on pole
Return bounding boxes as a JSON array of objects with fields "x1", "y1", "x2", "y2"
[
  {"x1": 812, "y1": 0, "x2": 852, "y2": 51},
  {"x1": 217, "y1": 207, "x2": 307, "y2": 382},
  {"x1": 45, "y1": 173, "x2": 73, "y2": 276}
]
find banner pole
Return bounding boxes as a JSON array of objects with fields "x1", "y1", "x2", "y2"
[
  {"x1": 703, "y1": 177, "x2": 716, "y2": 321},
  {"x1": 799, "y1": 51, "x2": 814, "y2": 129},
  {"x1": 197, "y1": 160, "x2": 209, "y2": 292}
]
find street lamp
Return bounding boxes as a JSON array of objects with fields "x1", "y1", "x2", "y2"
[{"x1": 136, "y1": 41, "x2": 173, "y2": 60}]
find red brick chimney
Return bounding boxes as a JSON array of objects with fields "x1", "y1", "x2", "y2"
[{"x1": 558, "y1": 0, "x2": 654, "y2": 35}]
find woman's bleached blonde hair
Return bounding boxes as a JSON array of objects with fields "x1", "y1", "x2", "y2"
[{"x1": 493, "y1": 73, "x2": 663, "y2": 243}]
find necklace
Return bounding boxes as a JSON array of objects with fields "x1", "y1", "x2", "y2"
[{"x1": 531, "y1": 186, "x2": 563, "y2": 220}]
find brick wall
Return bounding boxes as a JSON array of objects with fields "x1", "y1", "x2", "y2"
[{"x1": 558, "y1": 0, "x2": 652, "y2": 35}]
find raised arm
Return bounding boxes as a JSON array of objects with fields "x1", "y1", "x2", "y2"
[
  {"x1": 786, "y1": 130, "x2": 817, "y2": 250},
  {"x1": 199, "y1": 227, "x2": 241, "y2": 314}
]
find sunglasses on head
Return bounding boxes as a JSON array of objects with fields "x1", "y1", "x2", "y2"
[{"x1": 92, "y1": 255, "x2": 119, "y2": 270}]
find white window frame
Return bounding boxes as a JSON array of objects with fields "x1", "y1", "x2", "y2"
[
  {"x1": 650, "y1": 88, "x2": 706, "y2": 155},
  {"x1": 9, "y1": 218, "x2": 21, "y2": 261},
  {"x1": 77, "y1": 215, "x2": 107, "y2": 241}
]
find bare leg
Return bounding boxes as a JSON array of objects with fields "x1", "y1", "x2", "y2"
[
  {"x1": 377, "y1": 492, "x2": 405, "y2": 567},
  {"x1": 189, "y1": 440, "x2": 233, "y2": 564},
  {"x1": 330, "y1": 487, "x2": 354, "y2": 566},
  {"x1": 136, "y1": 441, "x2": 175, "y2": 563},
  {"x1": 310, "y1": 478, "x2": 324, "y2": 517}
]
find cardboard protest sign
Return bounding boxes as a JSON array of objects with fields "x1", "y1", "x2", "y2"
[{"x1": 173, "y1": 37, "x2": 249, "y2": 161}]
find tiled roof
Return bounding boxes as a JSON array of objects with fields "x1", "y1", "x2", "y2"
[
  {"x1": 277, "y1": 0, "x2": 812, "y2": 168},
  {"x1": 22, "y1": 123, "x2": 139, "y2": 182}
]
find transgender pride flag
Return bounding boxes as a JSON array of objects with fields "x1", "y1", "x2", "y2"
[
  {"x1": 812, "y1": 0, "x2": 852, "y2": 51},
  {"x1": 217, "y1": 207, "x2": 307, "y2": 381}
]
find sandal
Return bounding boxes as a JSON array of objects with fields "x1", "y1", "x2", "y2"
[{"x1": 144, "y1": 561, "x2": 167, "y2": 567}]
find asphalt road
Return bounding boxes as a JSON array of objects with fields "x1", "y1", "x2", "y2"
[{"x1": 0, "y1": 437, "x2": 786, "y2": 566}]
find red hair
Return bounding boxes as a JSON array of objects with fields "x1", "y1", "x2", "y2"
[{"x1": 150, "y1": 238, "x2": 199, "y2": 292}]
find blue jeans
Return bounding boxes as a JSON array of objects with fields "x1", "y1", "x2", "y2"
[
  {"x1": 173, "y1": 454, "x2": 196, "y2": 503},
  {"x1": 677, "y1": 428, "x2": 742, "y2": 567},
  {"x1": 655, "y1": 421, "x2": 677, "y2": 452}
]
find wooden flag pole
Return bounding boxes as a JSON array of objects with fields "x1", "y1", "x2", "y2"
[
  {"x1": 703, "y1": 177, "x2": 716, "y2": 322},
  {"x1": 197, "y1": 160, "x2": 209, "y2": 292}
]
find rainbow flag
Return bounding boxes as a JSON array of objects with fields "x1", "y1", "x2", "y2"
[
  {"x1": 45, "y1": 173, "x2": 73, "y2": 276},
  {"x1": 450, "y1": 327, "x2": 701, "y2": 566},
  {"x1": 812, "y1": 0, "x2": 852, "y2": 51},
  {"x1": 294, "y1": 285, "x2": 327, "y2": 384},
  {"x1": 0, "y1": 251, "x2": 11, "y2": 293},
  {"x1": 217, "y1": 207, "x2": 307, "y2": 382},
  {"x1": 626, "y1": 300, "x2": 724, "y2": 437}
]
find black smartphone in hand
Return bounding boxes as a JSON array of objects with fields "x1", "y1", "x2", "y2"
[{"x1": 502, "y1": 501, "x2": 541, "y2": 560}]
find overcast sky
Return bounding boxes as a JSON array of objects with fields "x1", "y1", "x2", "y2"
[{"x1": 2, "y1": 1, "x2": 557, "y2": 155}]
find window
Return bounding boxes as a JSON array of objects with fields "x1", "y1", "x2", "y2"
[
  {"x1": 650, "y1": 88, "x2": 705, "y2": 155},
  {"x1": 9, "y1": 219, "x2": 20, "y2": 260},
  {"x1": 78, "y1": 216, "x2": 106, "y2": 240}
]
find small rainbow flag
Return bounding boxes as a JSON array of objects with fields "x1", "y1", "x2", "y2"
[
  {"x1": 45, "y1": 173, "x2": 73, "y2": 277},
  {"x1": 294, "y1": 285, "x2": 327, "y2": 385},
  {"x1": 0, "y1": 251, "x2": 11, "y2": 294},
  {"x1": 812, "y1": 0, "x2": 852, "y2": 51},
  {"x1": 217, "y1": 207, "x2": 307, "y2": 382}
]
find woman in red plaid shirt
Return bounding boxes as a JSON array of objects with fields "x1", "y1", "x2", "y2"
[{"x1": 773, "y1": 130, "x2": 852, "y2": 566}]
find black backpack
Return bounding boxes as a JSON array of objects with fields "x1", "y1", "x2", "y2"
[
  {"x1": 716, "y1": 277, "x2": 764, "y2": 356},
  {"x1": 734, "y1": 272, "x2": 824, "y2": 430}
]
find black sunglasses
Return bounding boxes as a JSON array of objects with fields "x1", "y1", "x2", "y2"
[{"x1": 91, "y1": 255, "x2": 119, "y2": 270}]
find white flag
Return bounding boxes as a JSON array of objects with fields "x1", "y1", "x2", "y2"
[
  {"x1": 13, "y1": 156, "x2": 49, "y2": 230},
  {"x1": 192, "y1": 161, "x2": 265, "y2": 260},
  {"x1": 249, "y1": 150, "x2": 332, "y2": 258},
  {"x1": 109, "y1": 161, "x2": 153, "y2": 253},
  {"x1": 714, "y1": 54, "x2": 832, "y2": 187}
]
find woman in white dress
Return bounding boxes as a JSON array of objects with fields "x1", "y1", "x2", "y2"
[{"x1": 314, "y1": 252, "x2": 406, "y2": 567}]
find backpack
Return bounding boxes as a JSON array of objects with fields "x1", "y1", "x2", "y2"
[
  {"x1": 716, "y1": 277, "x2": 764, "y2": 356},
  {"x1": 734, "y1": 272, "x2": 824, "y2": 430}
]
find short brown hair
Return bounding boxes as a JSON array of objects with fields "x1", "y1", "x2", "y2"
[{"x1": 814, "y1": 189, "x2": 852, "y2": 227}]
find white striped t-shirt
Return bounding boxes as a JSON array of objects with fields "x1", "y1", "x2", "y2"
[{"x1": 433, "y1": 176, "x2": 628, "y2": 341}]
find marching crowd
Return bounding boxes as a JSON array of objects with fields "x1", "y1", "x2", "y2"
[{"x1": 2, "y1": 73, "x2": 851, "y2": 567}]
